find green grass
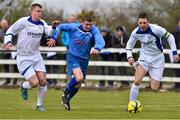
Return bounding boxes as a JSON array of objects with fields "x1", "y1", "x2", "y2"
[{"x1": 1, "y1": 88, "x2": 180, "y2": 119}]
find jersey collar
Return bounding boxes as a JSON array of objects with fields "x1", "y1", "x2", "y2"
[
  {"x1": 27, "y1": 16, "x2": 44, "y2": 26},
  {"x1": 136, "y1": 26, "x2": 151, "y2": 34}
]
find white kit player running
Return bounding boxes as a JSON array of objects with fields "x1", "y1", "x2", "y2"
[
  {"x1": 4, "y1": 3, "x2": 56, "y2": 111},
  {"x1": 126, "y1": 12, "x2": 179, "y2": 101}
]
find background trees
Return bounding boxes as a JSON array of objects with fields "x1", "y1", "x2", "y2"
[{"x1": 0, "y1": 0, "x2": 179, "y2": 33}]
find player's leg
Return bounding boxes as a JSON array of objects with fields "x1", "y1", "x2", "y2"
[
  {"x1": 65, "y1": 58, "x2": 88, "y2": 101},
  {"x1": 149, "y1": 67, "x2": 164, "y2": 92},
  {"x1": 17, "y1": 58, "x2": 39, "y2": 100},
  {"x1": 36, "y1": 71, "x2": 47, "y2": 111},
  {"x1": 62, "y1": 68, "x2": 83, "y2": 110},
  {"x1": 130, "y1": 64, "x2": 147, "y2": 101},
  {"x1": 63, "y1": 68, "x2": 82, "y2": 97},
  {"x1": 20, "y1": 65, "x2": 38, "y2": 100},
  {"x1": 34, "y1": 60, "x2": 47, "y2": 111},
  {"x1": 150, "y1": 79, "x2": 160, "y2": 92},
  {"x1": 62, "y1": 54, "x2": 87, "y2": 110},
  {"x1": 21, "y1": 74, "x2": 39, "y2": 100},
  {"x1": 67, "y1": 68, "x2": 83, "y2": 99},
  {"x1": 149, "y1": 54, "x2": 164, "y2": 92}
]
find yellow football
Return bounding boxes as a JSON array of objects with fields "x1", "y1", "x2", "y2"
[{"x1": 128, "y1": 100, "x2": 142, "y2": 113}]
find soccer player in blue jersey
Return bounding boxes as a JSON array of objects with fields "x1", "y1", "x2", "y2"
[
  {"x1": 4, "y1": 3, "x2": 56, "y2": 111},
  {"x1": 49, "y1": 15, "x2": 105, "y2": 110},
  {"x1": 126, "y1": 12, "x2": 179, "y2": 102}
]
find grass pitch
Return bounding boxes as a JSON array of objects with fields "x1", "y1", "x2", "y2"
[{"x1": 0, "y1": 88, "x2": 180, "y2": 119}]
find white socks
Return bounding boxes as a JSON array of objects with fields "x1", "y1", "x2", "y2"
[
  {"x1": 130, "y1": 83, "x2": 140, "y2": 101},
  {"x1": 22, "y1": 81, "x2": 47, "y2": 107},
  {"x1": 37, "y1": 85, "x2": 47, "y2": 106},
  {"x1": 22, "y1": 81, "x2": 31, "y2": 89}
]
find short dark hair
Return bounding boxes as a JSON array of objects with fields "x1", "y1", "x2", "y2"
[
  {"x1": 116, "y1": 26, "x2": 124, "y2": 32},
  {"x1": 83, "y1": 15, "x2": 93, "y2": 22},
  {"x1": 138, "y1": 12, "x2": 148, "y2": 20},
  {"x1": 31, "y1": 3, "x2": 42, "y2": 11}
]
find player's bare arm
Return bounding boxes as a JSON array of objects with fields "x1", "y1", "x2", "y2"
[{"x1": 47, "y1": 38, "x2": 56, "y2": 47}]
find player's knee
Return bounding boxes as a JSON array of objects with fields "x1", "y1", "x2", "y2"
[
  {"x1": 134, "y1": 81, "x2": 141, "y2": 86},
  {"x1": 39, "y1": 79, "x2": 47, "y2": 86},
  {"x1": 30, "y1": 80, "x2": 38, "y2": 87},
  {"x1": 76, "y1": 76, "x2": 84, "y2": 82},
  {"x1": 151, "y1": 86, "x2": 159, "y2": 92},
  {"x1": 150, "y1": 81, "x2": 160, "y2": 92}
]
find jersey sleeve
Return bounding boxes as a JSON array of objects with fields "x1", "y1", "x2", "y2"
[
  {"x1": 52, "y1": 23, "x2": 78, "y2": 41},
  {"x1": 91, "y1": 25, "x2": 105, "y2": 51},
  {"x1": 126, "y1": 29, "x2": 138, "y2": 59},
  {"x1": 154, "y1": 25, "x2": 167, "y2": 37},
  {"x1": 167, "y1": 34, "x2": 178, "y2": 55},
  {"x1": 4, "y1": 17, "x2": 26, "y2": 44},
  {"x1": 155, "y1": 25, "x2": 178, "y2": 55},
  {"x1": 41, "y1": 19, "x2": 52, "y2": 36}
]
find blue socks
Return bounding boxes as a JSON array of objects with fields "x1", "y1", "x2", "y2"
[
  {"x1": 64, "y1": 77, "x2": 79, "y2": 101},
  {"x1": 67, "y1": 87, "x2": 79, "y2": 101},
  {"x1": 67, "y1": 77, "x2": 78, "y2": 89}
]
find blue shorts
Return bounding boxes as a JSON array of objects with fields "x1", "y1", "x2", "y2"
[{"x1": 67, "y1": 54, "x2": 89, "y2": 79}]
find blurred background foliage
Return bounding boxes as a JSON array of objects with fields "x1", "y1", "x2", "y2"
[{"x1": 0, "y1": 0, "x2": 179, "y2": 34}]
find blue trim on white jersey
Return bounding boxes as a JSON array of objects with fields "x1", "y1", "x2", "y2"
[
  {"x1": 172, "y1": 51, "x2": 178, "y2": 55},
  {"x1": 150, "y1": 32, "x2": 163, "y2": 52},
  {"x1": 6, "y1": 41, "x2": 12, "y2": 45},
  {"x1": 27, "y1": 16, "x2": 44, "y2": 26},
  {"x1": 136, "y1": 27, "x2": 151, "y2": 34},
  {"x1": 136, "y1": 27, "x2": 163, "y2": 52},
  {"x1": 5, "y1": 33, "x2": 13, "y2": 36},
  {"x1": 22, "y1": 65, "x2": 31, "y2": 76}
]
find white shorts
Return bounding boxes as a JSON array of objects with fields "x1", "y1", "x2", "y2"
[
  {"x1": 17, "y1": 56, "x2": 46, "y2": 80},
  {"x1": 137, "y1": 53, "x2": 165, "y2": 81}
]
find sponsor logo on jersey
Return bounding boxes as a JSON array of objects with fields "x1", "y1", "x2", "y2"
[{"x1": 27, "y1": 32, "x2": 43, "y2": 38}]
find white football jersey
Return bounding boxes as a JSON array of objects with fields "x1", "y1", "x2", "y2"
[
  {"x1": 4, "y1": 16, "x2": 52, "y2": 60},
  {"x1": 126, "y1": 23, "x2": 177, "y2": 59}
]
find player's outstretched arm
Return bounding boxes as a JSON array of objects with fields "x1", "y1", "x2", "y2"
[{"x1": 47, "y1": 38, "x2": 56, "y2": 47}]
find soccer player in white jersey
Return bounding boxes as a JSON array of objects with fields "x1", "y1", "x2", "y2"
[
  {"x1": 126, "y1": 12, "x2": 179, "y2": 102},
  {"x1": 4, "y1": 3, "x2": 56, "y2": 111}
]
